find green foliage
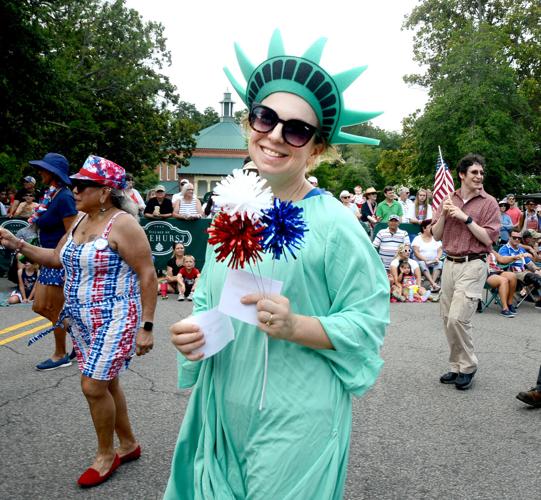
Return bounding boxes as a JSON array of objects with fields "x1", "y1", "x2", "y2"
[
  {"x1": 403, "y1": 0, "x2": 540, "y2": 197},
  {"x1": 0, "y1": 0, "x2": 200, "y2": 186}
]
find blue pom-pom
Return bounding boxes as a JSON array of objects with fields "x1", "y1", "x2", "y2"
[{"x1": 261, "y1": 198, "x2": 308, "y2": 260}]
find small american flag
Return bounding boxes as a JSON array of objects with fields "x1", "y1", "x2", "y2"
[{"x1": 432, "y1": 147, "x2": 454, "y2": 210}]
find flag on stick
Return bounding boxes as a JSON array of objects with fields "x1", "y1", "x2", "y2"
[{"x1": 432, "y1": 146, "x2": 454, "y2": 210}]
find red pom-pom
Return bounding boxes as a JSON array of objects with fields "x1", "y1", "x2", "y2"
[{"x1": 208, "y1": 213, "x2": 264, "y2": 269}]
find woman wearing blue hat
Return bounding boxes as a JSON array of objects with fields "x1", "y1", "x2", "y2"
[
  {"x1": 167, "y1": 30, "x2": 389, "y2": 499},
  {"x1": 28, "y1": 153, "x2": 78, "y2": 370}
]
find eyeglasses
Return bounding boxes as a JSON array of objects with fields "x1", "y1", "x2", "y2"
[
  {"x1": 469, "y1": 170, "x2": 484, "y2": 176},
  {"x1": 249, "y1": 103, "x2": 320, "y2": 147},
  {"x1": 71, "y1": 180, "x2": 103, "y2": 192},
  {"x1": 510, "y1": 235, "x2": 521, "y2": 240}
]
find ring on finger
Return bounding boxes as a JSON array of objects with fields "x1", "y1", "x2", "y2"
[{"x1": 265, "y1": 313, "x2": 274, "y2": 326}]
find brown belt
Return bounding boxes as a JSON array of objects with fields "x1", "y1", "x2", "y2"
[{"x1": 446, "y1": 253, "x2": 487, "y2": 263}]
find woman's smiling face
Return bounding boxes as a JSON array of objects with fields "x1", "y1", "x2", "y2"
[{"x1": 248, "y1": 92, "x2": 323, "y2": 185}]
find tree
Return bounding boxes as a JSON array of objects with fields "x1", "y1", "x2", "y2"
[
  {"x1": 0, "y1": 0, "x2": 199, "y2": 186},
  {"x1": 403, "y1": 0, "x2": 540, "y2": 196}
]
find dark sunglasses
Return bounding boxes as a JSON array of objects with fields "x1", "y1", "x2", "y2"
[
  {"x1": 510, "y1": 235, "x2": 521, "y2": 240},
  {"x1": 71, "y1": 180, "x2": 103, "y2": 192},
  {"x1": 249, "y1": 103, "x2": 320, "y2": 148}
]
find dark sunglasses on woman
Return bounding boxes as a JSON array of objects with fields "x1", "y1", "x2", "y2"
[
  {"x1": 71, "y1": 180, "x2": 103, "y2": 192},
  {"x1": 249, "y1": 103, "x2": 320, "y2": 148}
]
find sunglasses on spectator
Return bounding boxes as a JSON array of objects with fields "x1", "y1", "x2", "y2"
[
  {"x1": 249, "y1": 103, "x2": 320, "y2": 147},
  {"x1": 71, "y1": 180, "x2": 103, "y2": 192},
  {"x1": 510, "y1": 235, "x2": 521, "y2": 240}
]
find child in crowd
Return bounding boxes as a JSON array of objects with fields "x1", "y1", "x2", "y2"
[
  {"x1": 396, "y1": 260, "x2": 431, "y2": 302},
  {"x1": 177, "y1": 255, "x2": 200, "y2": 301},
  {"x1": 14, "y1": 193, "x2": 38, "y2": 218},
  {"x1": 8, "y1": 258, "x2": 38, "y2": 304}
]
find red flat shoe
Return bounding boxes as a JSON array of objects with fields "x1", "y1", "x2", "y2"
[
  {"x1": 77, "y1": 454, "x2": 120, "y2": 488},
  {"x1": 119, "y1": 445, "x2": 141, "y2": 464}
]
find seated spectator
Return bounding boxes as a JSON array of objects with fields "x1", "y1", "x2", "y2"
[
  {"x1": 411, "y1": 219, "x2": 442, "y2": 291},
  {"x1": 177, "y1": 255, "x2": 200, "y2": 301},
  {"x1": 499, "y1": 231, "x2": 541, "y2": 308},
  {"x1": 520, "y1": 229, "x2": 541, "y2": 263},
  {"x1": 376, "y1": 186, "x2": 403, "y2": 222},
  {"x1": 125, "y1": 173, "x2": 146, "y2": 214},
  {"x1": 361, "y1": 187, "x2": 379, "y2": 229},
  {"x1": 8, "y1": 258, "x2": 38, "y2": 304},
  {"x1": 408, "y1": 188, "x2": 433, "y2": 225},
  {"x1": 486, "y1": 250, "x2": 518, "y2": 317},
  {"x1": 159, "y1": 242, "x2": 186, "y2": 297},
  {"x1": 144, "y1": 185, "x2": 173, "y2": 219},
  {"x1": 395, "y1": 259, "x2": 430, "y2": 302},
  {"x1": 173, "y1": 183, "x2": 203, "y2": 220},
  {"x1": 339, "y1": 190, "x2": 361, "y2": 220},
  {"x1": 8, "y1": 176, "x2": 37, "y2": 217},
  {"x1": 498, "y1": 199, "x2": 514, "y2": 244},
  {"x1": 397, "y1": 186, "x2": 413, "y2": 223},
  {"x1": 389, "y1": 243, "x2": 422, "y2": 289},
  {"x1": 372, "y1": 214, "x2": 409, "y2": 270},
  {"x1": 14, "y1": 192, "x2": 38, "y2": 218}
]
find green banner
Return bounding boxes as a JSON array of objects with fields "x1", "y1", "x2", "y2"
[{"x1": 139, "y1": 217, "x2": 211, "y2": 273}]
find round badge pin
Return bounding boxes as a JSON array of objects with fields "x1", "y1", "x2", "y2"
[{"x1": 93, "y1": 237, "x2": 108, "y2": 251}]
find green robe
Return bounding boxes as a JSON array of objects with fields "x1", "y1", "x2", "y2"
[{"x1": 164, "y1": 194, "x2": 389, "y2": 499}]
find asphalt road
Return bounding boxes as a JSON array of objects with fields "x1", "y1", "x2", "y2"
[{"x1": 1, "y1": 277, "x2": 540, "y2": 500}]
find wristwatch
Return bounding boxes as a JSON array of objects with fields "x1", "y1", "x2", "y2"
[
  {"x1": 143, "y1": 321, "x2": 154, "y2": 332},
  {"x1": 465, "y1": 216, "x2": 473, "y2": 225}
]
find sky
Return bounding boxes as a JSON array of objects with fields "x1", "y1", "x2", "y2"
[{"x1": 125, "y1": 0, "x2": 428, "y2": 132}]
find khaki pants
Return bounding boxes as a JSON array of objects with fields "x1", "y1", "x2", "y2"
[{"x1": 440, "y1": 258, "x2": 487, "y2": 374}]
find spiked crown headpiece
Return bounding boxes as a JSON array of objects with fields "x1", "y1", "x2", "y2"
[{"x1": 224, "y1": 29, "x2": 381, "y2": 145}]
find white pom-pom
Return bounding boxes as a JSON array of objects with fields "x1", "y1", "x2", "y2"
[{"x1": 213, "y1": 169, "x2": 273, "y2": 220}]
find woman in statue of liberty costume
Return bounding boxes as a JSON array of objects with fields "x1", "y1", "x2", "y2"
[{"x1": 166, "y1": 30, "x2": 389, "y2": 499}]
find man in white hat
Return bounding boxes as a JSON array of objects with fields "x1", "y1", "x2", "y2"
[{"x1": 307, "y1": 176, "x2": 318, "y2": 187}]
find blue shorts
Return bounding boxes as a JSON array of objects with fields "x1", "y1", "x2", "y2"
[{"x1": 38, "y1": 266, "x2": 65, "y2": 286}]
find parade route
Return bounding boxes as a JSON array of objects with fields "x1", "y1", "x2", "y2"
[{"x1": 1, "y1": 277, "x2": 540, "y2": 499}]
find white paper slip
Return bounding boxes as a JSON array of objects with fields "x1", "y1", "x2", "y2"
[
  {"x1": 189, "y1": 308, "x2": 235, "y2": 359},
  {"x1": 218, "y1": 268, "x2": 283, "y2": 326}
]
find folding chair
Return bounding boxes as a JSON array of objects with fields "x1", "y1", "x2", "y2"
[
  {"x1": 515, "y1": 284, "x2": 537, "y2": 308},
  {"x1": 477, "y1": 282, "x2": 501, "y2": 313}
]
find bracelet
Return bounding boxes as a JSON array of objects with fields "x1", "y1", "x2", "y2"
[{"x1": 15, "y1": 238, "x2": 25, "y2": 252}]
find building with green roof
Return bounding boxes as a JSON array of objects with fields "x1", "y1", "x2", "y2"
[{"x1": 156, "y1": 92, "x2": 248, "y2": 198}]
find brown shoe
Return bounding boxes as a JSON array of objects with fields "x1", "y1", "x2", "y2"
[{"x1": 516, "y1": 388, "x2": 541, "y2": 408}]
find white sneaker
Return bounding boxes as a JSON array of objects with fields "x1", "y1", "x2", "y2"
[
  {"x1": 177, "y1": 295, "x2": 184, "y2": 301},
  {"x1": 187, "y1": 292, "x2": 194, "y2": 301}
]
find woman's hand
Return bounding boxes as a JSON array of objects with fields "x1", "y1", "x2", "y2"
[
  {"x1": 135, "y1": 328, "x2": 154, "y2": 356},
  {"x1": 241, "y1": 293, "x2": 298, "y2": 341},
  {"x1": 170, "y1": 320, "x2": 205, "y2": 361}
]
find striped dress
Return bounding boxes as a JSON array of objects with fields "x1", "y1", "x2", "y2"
[
  {"x1": 177, "y1": 197, "x2": 200, "y2": 218},
  {"x1": 59, "y1": 211, "x2": 142, "y2": 380}
]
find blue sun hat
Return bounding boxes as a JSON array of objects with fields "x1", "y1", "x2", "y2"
[
  {"x1": 29, "y1": 153, "x2": 71, "y2": 185},
  {"x1": 224, "y1": 29, "x2": 382, "y2": 145}
]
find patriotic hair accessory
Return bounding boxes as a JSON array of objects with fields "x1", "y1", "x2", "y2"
[
  {"x1": 71, "y1": 155, "x2": 127, "y2": 189},
  {"x1": 224, "y1": 29, "x2": 381, "y2": 145}
]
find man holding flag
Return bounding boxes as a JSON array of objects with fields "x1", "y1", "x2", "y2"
[{"x1": 431, "y1": 153, "x2": 499, "y2": 390}]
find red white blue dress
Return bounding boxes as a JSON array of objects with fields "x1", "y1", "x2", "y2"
[{"x1": 59, "y1": 211, "x2": 141, "y2": 380}]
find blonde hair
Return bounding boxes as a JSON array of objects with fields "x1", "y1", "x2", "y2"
[
  {"x1": 394, "y1": 243, "x2": 411, "y2": 258},
  {"x1": 414, "y1": 189, "x2": 428, "y2": 218},
  {"x1": 183, "y1": 254, "x2": 195, "y2": 263}
]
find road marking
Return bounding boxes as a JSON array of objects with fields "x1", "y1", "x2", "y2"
[
  {"x1": 0, "y1": 319, "x2": 52, "y2": 345},
  {"x1": 0, "y1": 316, "x2": 47, "y2": 336}
]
